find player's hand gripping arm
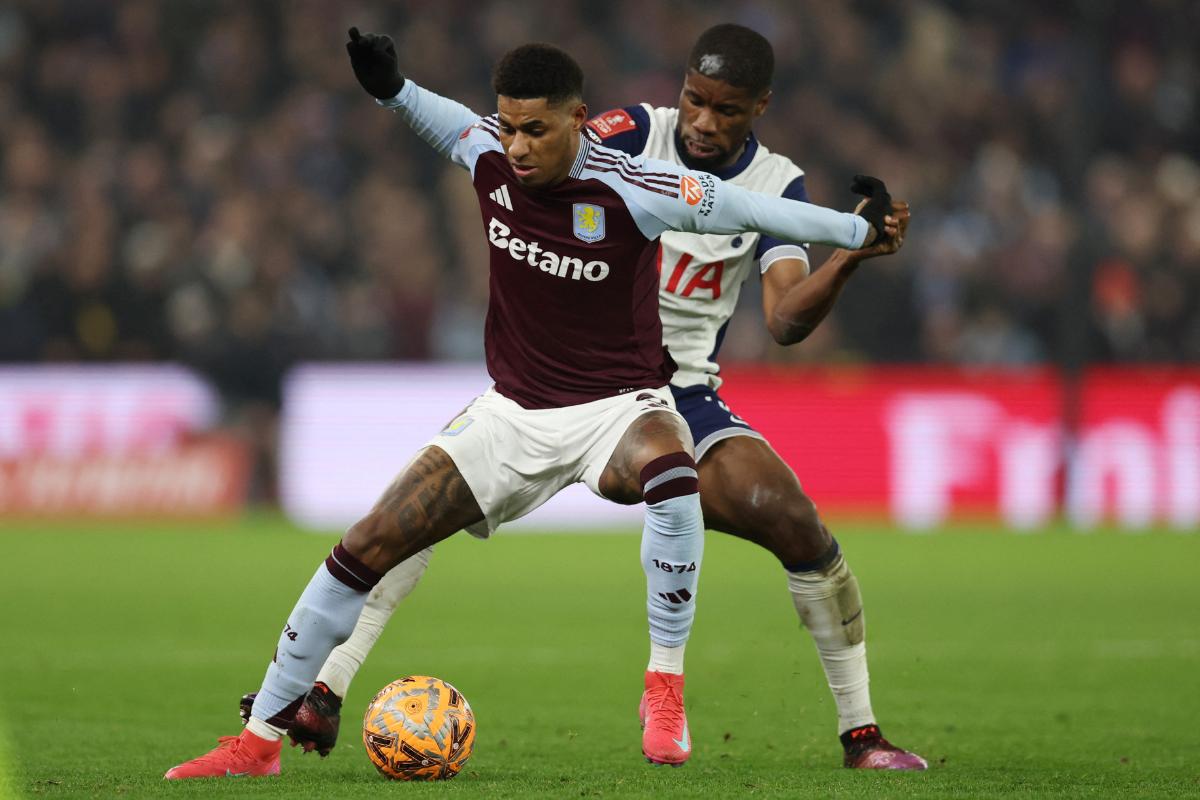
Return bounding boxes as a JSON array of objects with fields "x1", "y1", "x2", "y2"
[
  {"x1": 346, "y1": 27, "x2": 480, "y2": 162},
  {"x1": 762, "y1": 193, "x2": 910, "y2": 345}
]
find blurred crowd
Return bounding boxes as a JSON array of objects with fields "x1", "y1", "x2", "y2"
[{"x1": 2, "y1": 0, "x2": 1199, "y2": 399}]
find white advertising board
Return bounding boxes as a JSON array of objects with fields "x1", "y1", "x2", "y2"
[{"x1": 279, "y1": 364, "x2": 644, "y2": 532}]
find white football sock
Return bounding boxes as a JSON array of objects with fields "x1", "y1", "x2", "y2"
[
  {"x1": 316, "y1": 547, "x2": 433, "y2": 698},
  {"x1": 647, "y1": 641, "x2": 687, "y2": 674},
  {"x1": 245, "y1": 717, "x2": 287, "y2": 740},
  {"x1": 787, "y1": 550, "x2": 876, "y2": 734}
]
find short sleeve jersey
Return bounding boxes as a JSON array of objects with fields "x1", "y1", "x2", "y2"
[{"x1": 587, "y1": 105, "x2": 811, "y2": 390}]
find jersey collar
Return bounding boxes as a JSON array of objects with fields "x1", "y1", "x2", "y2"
[
  {"x1": 673, "y1": 131, "x2": 759, "y2": 180},
  {"x1": 569, "y1": 133, "x2": 592, "y2": 179}
]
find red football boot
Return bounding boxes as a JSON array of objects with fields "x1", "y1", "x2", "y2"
[
  {"x1": 638, "y1": 670, "x2": 691, "y2": 766},
  {"x1": 841, "y1": 724, "x2": 928, "y2": 770},
  {"x1": 164, "y1": 728, "x2": 281, "y2": 779}
]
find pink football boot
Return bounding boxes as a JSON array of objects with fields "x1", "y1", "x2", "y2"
[
  {"x1": 842, "y1": 724, "x2": 928, "y2": 770},
  {"x1": 639, "y1": 671, "x2": 691, "y2": 766}
]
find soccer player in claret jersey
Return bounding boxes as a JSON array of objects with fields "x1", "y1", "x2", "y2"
[
  {"x1": 245, "y1": 25, "x2": 923, "y2": 774},
  {"x1": 165, "y1": 27, "x2": 896, "y2": 779}
]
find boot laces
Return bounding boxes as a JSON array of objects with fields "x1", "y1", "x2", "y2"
[
  {"x1": 645, "y1": 684, "x2": 685, "y2": 731},
  {"x1": 191, "y1": 736, "x2": 242, "y2": 766}
]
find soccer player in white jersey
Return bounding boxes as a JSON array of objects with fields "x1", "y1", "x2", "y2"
[
  {"x1": 165, "y1": 28, "x2": 897, "y2": 778},
  {"x1": 586, "y1": 24, "x2": 927, "y2": 770},
  {"x1": 243, "y1": 24, "x2": 924, "y2": 774}
]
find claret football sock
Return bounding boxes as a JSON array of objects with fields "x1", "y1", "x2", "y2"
[
  {"x1": 640, "y1": 452, "x2": 703, "y2": 650},
  {"x1": 785, "y1": 541, "x2": 876, "y2": 734},
  {"x1": 317, "y1": 547, "x2": 433, "y2": 697},
  {"x1": 249, "y1": 543, "x2": 383, "y2": 732}
]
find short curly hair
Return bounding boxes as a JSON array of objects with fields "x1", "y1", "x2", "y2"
[
  {"x1": 492, "y1": 43, "x2": 584, "y2": 105},
  {"x1": 688, "y1": 24, "x2": 774, "y2": 95}
]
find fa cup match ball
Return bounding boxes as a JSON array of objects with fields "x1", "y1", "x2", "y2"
[{"x1": 362, "y1": 675, "x2": 476, "y2": 780}]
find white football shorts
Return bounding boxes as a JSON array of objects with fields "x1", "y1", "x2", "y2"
[{"x1": 425, "y1": 385, "x2": 682, "y2": 537}]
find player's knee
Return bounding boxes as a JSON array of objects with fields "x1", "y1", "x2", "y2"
[{"x1": 601, "y1": 411, "x2": 694, "y2": 504}]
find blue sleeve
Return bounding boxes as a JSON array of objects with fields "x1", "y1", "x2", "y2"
[
  {"x1": 379, "y1": 80, "x2": 482, "y2": 167},
  {"x1": 754, "y1": 175, "x2": 811, "y2": 258},
  {"x1": 621, "y1": 157, "x2": 866, "y2": 248},
  {"x1": 585, "y1": 105, "x2": 651, "y2": 156}
]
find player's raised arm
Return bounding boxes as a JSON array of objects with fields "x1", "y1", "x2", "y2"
[{"x1": 346, "y1": 27, "x2": 481, "y2": 164}]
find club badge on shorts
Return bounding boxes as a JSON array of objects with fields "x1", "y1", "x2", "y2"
[
  {"x1": 440, "y1": 415, "x2": 474, "y2": 436},
  {"x1": 572, "y1": 203, "x2": 605, "y2": 243}
]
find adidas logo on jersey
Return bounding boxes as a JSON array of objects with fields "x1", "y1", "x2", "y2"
[
  {"x1": 489, "y1": 184, "x2": 514, "y2": 210},
  {"x1": 488, "y1": 218, "x2": 610, "y2": 282}
]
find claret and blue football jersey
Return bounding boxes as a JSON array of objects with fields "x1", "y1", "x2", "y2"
[{"x1": 381, "y1": 82, "x2": 866, "y2": 409}]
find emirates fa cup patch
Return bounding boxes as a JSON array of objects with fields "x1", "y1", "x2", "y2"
[
  {"x1": 573, "y1": 203, "x2": 605, "y2": 243},
  {"x1": 587, "y1": 109, "x2": 637, "y2": 138}
]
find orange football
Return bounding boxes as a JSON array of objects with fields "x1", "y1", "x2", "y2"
[{"x1": 362, "y1": 675, "x2": 476, "y2": 780}]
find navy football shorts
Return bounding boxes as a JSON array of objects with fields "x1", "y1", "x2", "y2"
[{"x1": 670, "y1": 384, "x2": 765, "y2": 461}]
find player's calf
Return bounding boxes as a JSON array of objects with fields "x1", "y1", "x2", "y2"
[
  {"x1": 640, "y1": 451, "x2": 703, "y2": 654},
  {"x1": 787, "y1": 540, "x2": 876, "y2": 735}
]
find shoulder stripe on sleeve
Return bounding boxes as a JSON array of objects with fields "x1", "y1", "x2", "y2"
[
  {"x1": 459, "y1": 115, "x2": 499, "y2": 142},
  {"x1": 587, "y1": 148, "x2": 680, "y2": 181},
  {"x1": 586, "y1": 159, "x2": 679, "y2": 192},
  {"x1": 585, "y1": 162, "x2": 680, "y2": 199},
  {"x1": 609, "y1": 152, "x2": 681, "y2": 182},
  {"x1": 586, "y1": 151, "x2": 679, "y2": 188}
]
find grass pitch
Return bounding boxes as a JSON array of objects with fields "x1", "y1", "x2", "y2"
[{"x1": 2, "y1": 515, "x2": 1198, "y2": 798}]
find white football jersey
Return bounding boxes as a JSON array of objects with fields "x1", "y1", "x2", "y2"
[{"x1": 638, "y1": 105, "x2": 810, "y2": 390}]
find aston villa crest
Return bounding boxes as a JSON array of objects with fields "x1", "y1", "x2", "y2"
[{"x1": 572, "y1": 203, "x2": 605, "y2": 243}]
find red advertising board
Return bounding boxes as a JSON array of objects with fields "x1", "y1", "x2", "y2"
[
  {"x1": 0, "y1": 367, "x2": 250, "y2": 517},
  {"x1": 718, "y1": 366, "x2": 1199, "y2": 529},
  {"x1": 0, "y1": 438, "x2": 250, "y2": 517}
]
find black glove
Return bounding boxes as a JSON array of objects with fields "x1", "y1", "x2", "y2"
[
  {"x1": 346, "y1": 27, "x2": 406, "y2": 100},
  {"x1": 850, "y1": 174, "x2": 892, "y2": 243}
]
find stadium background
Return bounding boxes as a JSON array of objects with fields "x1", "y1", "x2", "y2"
[
  {"x1": 1, "y1": 1, "x2": 1199, "y2": 797},
  {"x1": 3, "y1": 0, "x2": 1199, "y2": 524}
]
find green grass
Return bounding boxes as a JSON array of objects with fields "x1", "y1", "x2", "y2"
[{"x1": 2, "y1": 515, "x2": 1199, "y2": 798}]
